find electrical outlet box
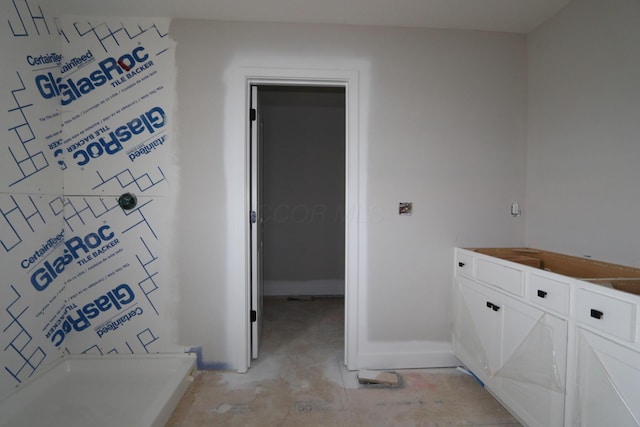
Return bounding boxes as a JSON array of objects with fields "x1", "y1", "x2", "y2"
[
  {"x1": 399, "y1": 202, "x2": 412, "y2": 216},
  {"x1": 511, "y1": 202, "x2": 521, "y2": 217}
]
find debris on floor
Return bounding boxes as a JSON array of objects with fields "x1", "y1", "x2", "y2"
[
  {"x1": 357, "y1": 370, "x2": 404, "y2": 388},
  {"x1": 167, "y1": 297, "x2": 520, "y2": 426}
]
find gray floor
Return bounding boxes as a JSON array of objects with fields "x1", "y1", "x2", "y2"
[{"x1": 167, "y1": 296, "x2": 520, "y2": 426}]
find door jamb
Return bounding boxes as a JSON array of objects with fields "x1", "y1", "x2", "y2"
[{"x1": 239, "y1": 68, "x2": 360, "y2": 372}]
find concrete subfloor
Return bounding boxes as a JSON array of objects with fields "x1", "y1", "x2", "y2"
[{"x1": 167, "y1": 296, "x2": 521, "y2": 426}]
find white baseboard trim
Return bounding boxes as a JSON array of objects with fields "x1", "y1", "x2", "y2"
[
  {"x1": 264, "y1": 279, "x2": 345, "y2": 296},
  {"x1": 356, "y1": 341, "x2": 460, "y2": 369}
]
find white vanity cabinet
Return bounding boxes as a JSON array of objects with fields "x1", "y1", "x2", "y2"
[
  {"x1": 498, "y1": 303, "x2": 567, "y2": 427},
  {"x1": 454, "y1": 263, "x2": 567, "y2": 427},
  {"x1": 454, "y1": 276, "x2": 503, "y2": 386},
  {"x1": 453, "y1": 247, "x2": 640, "y2": 427},
  {"x1": 574, "y1": 328, "x2": 640, "y2": 426},
  {"x1": 572, "y1": 283, "x2": 640, "y2": 426}
]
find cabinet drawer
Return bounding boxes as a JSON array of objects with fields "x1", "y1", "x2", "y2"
[
  {"x1": 456, "y1": 251, "x2": 475, "y2": 277},
  {"x1": 527, "y1": 273, "x2": 570, "y2": 315},
  {"x1": 576, "y1": 288, "x2": 637, "y2": 342},
  {"x1": 476, "y1": 258, "x2": 524, "y2": 296}
]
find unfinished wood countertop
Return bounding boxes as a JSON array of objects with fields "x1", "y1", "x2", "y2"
[{"x1": 467, "y1": 247, "x2": 640, "y2": 296}]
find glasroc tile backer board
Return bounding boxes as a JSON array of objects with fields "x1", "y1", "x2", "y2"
[
  {"x1": 1, "y1": 0, "x2": 179, "y2": 400},
  {"x1": 57, "y1": 15, "x2": 175, "y2": 196}
]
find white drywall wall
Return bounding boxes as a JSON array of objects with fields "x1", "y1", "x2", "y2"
[
  {"x1": 526, "y1": 0, "x2": 640, "y2": 266},
  {"x1": 171, "y1": 20, "x2": 527, "y2": 368},
  {"x1": 260, "y1": 87, "x2": 345, "y2": 287}
]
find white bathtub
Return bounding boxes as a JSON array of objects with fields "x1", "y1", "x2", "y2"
[{"x1": 0, "y1": 353, "x2": 196, "y2": 427}]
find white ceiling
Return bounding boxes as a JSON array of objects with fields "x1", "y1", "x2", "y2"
[{"x1": 52, "y1": 0, "x2": 571, "y2": 34}]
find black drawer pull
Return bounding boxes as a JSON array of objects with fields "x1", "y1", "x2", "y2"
[
  {"x1": 485, "y1": 301, "x2": 500, "y2": 312},
  {"x1": 458, "y1": 262, "x2": 465, "y2": 267},
  {"x1": 590, "y1": 309, "x2": 603, "y2": 320},
  {"x1": 537, "y1": 290, "x2": 548, "y2": 298}
]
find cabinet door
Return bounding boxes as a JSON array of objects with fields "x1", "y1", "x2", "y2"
[
  {"x1": 574, "y1": 329, "x2": 640, "y2": 426},
  {"x1": 497, "y1": 298, "x2": 567, "y2": 427},
  {"x1": 454, "y1": 276, "x2": 503, "y2": 386}
]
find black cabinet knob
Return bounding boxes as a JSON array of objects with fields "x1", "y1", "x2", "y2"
[
  {"x1": 537, "y1": 290, "x2": 548, "y2": 298},
  {"x1": 590, "y1": 309, "x2": 603, "y2": 320},
  {"x1": 486, "y1": 301, "x2": 493, "y2": 309},
  {"x1": 492, "y1": 304, "x2": 501, "y2": 312},
  {"x1": 458, "y1": 262, "x2": 465, "y2": 267}
]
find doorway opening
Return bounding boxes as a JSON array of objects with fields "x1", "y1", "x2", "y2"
[
  {"x1": 250, "y1": 84, "x2": 346, "y2": 365},
  {"x1": 238, "y1": 68, "x2": 360, "y2": 373}
]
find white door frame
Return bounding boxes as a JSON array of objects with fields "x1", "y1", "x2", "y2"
[{"x1": 235, "y1": 67, "x2": 360, "y2": 372}]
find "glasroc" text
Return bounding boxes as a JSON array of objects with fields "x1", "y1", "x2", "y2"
[{"x1": 35, "y1": 46, "x2": 150, "y2": 106}]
